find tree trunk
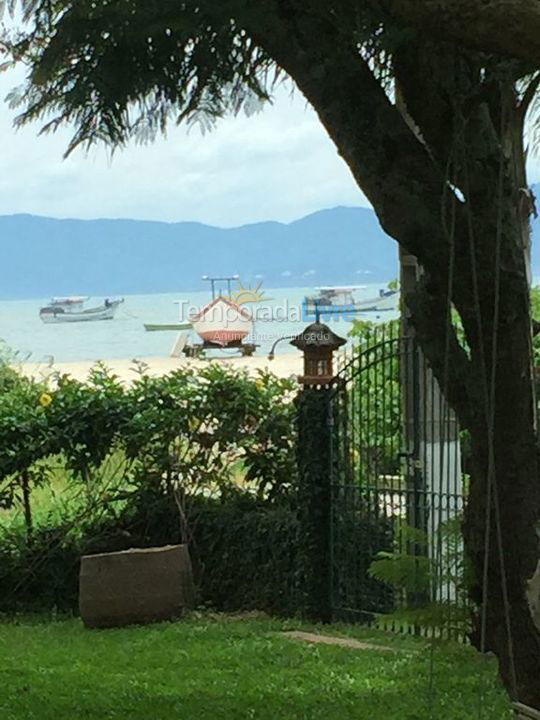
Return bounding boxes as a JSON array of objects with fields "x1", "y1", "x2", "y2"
[
  {"x1": 251, "y1": 8, "x2": 540, "y2": 701},
  {"x1": 401, "y1": 130, "x2": 540, "y2": 706},
  {"x1": 467, "y1": 103, "x2": 540, "y2": 703},
  {"x1": 21, "y1": 470, "x2": 33, "y2": 541},
  {"x1": 458, "y1": 240, "x2": 540, "y2": 703},
  {"x1": 396, "y1": 47, "x2": 540, "y2": 704},
  {"x1": 465, "y1": 394, "x2": 540, "y2": 704}
]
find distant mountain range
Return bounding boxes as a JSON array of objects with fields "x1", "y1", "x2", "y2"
[{"x1": 1, "y1": 197, "x2": 539, "y2": 300}]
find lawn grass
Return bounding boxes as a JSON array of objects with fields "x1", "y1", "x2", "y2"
[
  {"x1": 0, "y1": 450, "x2": 133, "y2": 534},
  {"x1": 0, "y1": 614, "x2": 512, "y2": 719},
  {"x1": 0, "y1": 452, "x2": 250, "y2": 532}
]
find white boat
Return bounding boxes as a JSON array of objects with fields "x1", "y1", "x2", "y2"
[
  {"x1": 190, "y1": 295, "x2": 253, "y2": 346},
  {"x1": 39, "y1": 297, "x2": 124, "y2": 324},
  {"x1": 353, "y1": 289, "x2": 399, "y2": 313},
  {"x1": 342, "y1": 291, "x2": 399, "y2": 322},
  {"x1": 303, "y1": 286, "x2": 399, "y2": 320}
]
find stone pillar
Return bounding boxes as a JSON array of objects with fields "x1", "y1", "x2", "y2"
[{"x1": 296, "y1": 388, "x2": 333, "y2": 623}]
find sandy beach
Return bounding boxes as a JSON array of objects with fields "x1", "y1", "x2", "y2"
[{"x1": 21, "y1": 351, "x2": 304, "y2": 385}]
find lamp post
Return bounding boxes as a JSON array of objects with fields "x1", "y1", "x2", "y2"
[{"x1": 293, "y1": 321, "x2": 346, "y2": 622}]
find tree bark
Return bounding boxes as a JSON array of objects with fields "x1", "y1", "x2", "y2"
[
  {"x1": 21, "y1": 470, "x2": 33, "y2": 541},
  {"x1": 396, "y1": 42, "x2": 540, "y2": 705},
  {"x1": 378, "y1": 0, "x2": 540, "y2": 67},
  {"x1": 252, "y1": 9, "x2": 540, "y2": 703}
]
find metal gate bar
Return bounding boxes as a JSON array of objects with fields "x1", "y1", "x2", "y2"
[{"x1": 329, "y1": 322, "x2": 466, "y2": 639}]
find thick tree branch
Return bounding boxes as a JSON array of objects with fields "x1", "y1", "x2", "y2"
[{"x1": 379, "y1": 0, "x2": 540, "y2": 68}]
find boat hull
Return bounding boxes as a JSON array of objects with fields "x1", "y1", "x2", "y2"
[
  {"x1": 191, "y1": 296, "x2": 253, "y2": 347},
  {"x1": 302, "y1": 290, "x2": 399, "y2": 321},
  {"x1": 144, "y1": 322, "x2": 193, "y2": 332},
  {"x1": 197, "y1": 328, "x2": 249, "y2": 346}
]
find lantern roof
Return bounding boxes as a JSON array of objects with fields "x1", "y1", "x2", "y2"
[{"x1": 290, "y1": 322, "x2": 347, "y2": 351}]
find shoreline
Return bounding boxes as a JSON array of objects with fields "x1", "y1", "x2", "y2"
[{"x1": 21, "y1": 352, "x2": 304, "y2": 385}]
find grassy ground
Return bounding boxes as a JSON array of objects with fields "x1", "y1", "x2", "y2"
[
  {"x1": 0, "y1": 452, "x2": 249, "y2": 532},
  {"x1": 0, "y1": 614, "x2": 512, "y2": 719}
]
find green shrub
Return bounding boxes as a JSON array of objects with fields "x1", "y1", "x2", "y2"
[
  {"x1": 0, "y1": 491, "x2": 299, "y2": 615},
  {"x1": 0, "y1": 364, "x2": 297, "y2": 532},
  {"x1": 0, "y1": 487, "x2": 393, "y2": 618},
  {"x1": 0, "y1": 523, "x2": 81, "y2": 613},
  {"x1": 0, "y1": 362, "x2": 302, "y2": 615},
  {"x1": 0, "y1": 359, "x2": 398, "y2": 620}
]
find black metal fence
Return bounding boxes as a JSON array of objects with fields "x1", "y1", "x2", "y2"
[{"x1": 327, "y1": 322, "x2": 467, "y2": 639}]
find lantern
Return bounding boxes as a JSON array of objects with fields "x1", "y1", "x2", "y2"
[{"x1": 290, "y1": 322, "x2": 346, "y2": 386}]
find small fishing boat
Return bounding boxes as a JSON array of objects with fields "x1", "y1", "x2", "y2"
[
  {"x1": 302, "y1": 286, "x2": 399, "y2": 321},
  {"x1": 39, "y1": 296, "x2": 124, "y2": 324},
  {"x1": 302, "y1": 286, "x2": 365, "y2": 321},
  {"x1": 341, "y1": 289, "x2": 400, "y2": 323},
  {"x1": 190, "y1": 295, "x2": 253, "y2": 346},
  {"x1": 348, "y1": 288, "x2": 399, "y2": 315},
  {"x1": 144, "y1": 322, "x2": 193, "y2": 332}
]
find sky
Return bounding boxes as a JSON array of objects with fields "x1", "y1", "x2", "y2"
[
  {"x1": 0, "y1": 67, "x2": 368, "y2": 228},
  {"x1": 1, "y1": 64, "x2": 540, "y2": 229}
]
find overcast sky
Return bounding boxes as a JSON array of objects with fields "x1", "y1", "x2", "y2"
[
  {"x1": 1, "y1": 65, "x2": 540, "y2": 229},
  {"x1": 0, "y1": 67, "x2": 370, "y2": 228}
]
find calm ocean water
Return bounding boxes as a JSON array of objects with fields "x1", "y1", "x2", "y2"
[{"x1": 0, "y1": 285, "x2": 398, "y2": 364}]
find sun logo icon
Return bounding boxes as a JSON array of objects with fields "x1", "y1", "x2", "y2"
[{"x1": 231, "y1": 279, "x2": 268, "y2": 305}]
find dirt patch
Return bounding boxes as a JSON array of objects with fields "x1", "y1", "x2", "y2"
[{"x1": 281, "y1": 630, "x2": 396, "y2": 652}]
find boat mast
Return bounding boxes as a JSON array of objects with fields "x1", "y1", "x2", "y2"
[{"x1": 201, "y1": 275, "x2": 240, "y2": 300}]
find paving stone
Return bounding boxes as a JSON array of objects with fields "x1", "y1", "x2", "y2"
[{"x1": 281, "y1": 630, "x2": 396, "y2": 653}]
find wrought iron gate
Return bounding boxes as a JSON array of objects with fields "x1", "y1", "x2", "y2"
[{"x1": 328, "y1": 324, "x2": 466, "y2": 633}]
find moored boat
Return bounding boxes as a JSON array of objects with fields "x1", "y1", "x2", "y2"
[
  {"x1": 302, "y1": 286, "x2": 399, "y2": 321},
  {"x1": 302, "y1": 286, "x2": 365, "y2": 321},
  {"x1": 190, "y1": 295, "x2": 253, "y2": 346},
  {"x1": 144, "y1": 322, "x2": 193, "y2": 332},
  {"x1": 348, "y1": 288, "x2": 399, "y2": 315},
  {"x1": 39, "y1": 297, "x2": 124, "y2": 324}
]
